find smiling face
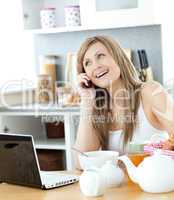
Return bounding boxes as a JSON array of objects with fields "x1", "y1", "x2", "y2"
[{"x1": 83, "y1": 42, "x2": 121, "y2": 88}]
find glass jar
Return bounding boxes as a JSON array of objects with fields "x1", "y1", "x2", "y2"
[
  {"x1": 39, "y1": 55, "x2": 58, "y2": 102},
  {"x1": 36, "y1": 74, "x2": 53, "y2": 104},
  {"x1": 56, "y1": 86, "x2": 72, "y2": 107}
]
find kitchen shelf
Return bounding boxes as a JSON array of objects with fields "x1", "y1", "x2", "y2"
[
  {"x1": 0, "y1": 105, "x2": 79, "y2": 170},
  {"x1": 25, "y1": 23, "x2": 159, "y2": 35},
  {"x1": 26, "y1": 25, "x2": 88, "y2": 34},
  {"x1": 22, "y1": 0, "x2": 161, "y2": 34},
  {"x1": 0, "y1": 104, "x2": 80, "y2": 116},
  {"x1": 35, "y1": 138, "x2": 66, "y2": 150}
]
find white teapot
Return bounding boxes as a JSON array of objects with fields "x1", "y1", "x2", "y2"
[{"x1": 119, "y1": 151, "x2": 174, "y2": 193}]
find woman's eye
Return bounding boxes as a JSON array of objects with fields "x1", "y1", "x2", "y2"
[
  {"x1": 84, "y1": 60, "x2": 91, "y2": 67},
  {"x1": 97, "y1": 53, "x2": 105, "y2": 59}
]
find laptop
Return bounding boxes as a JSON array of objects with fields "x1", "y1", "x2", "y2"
[{"x1": 0, "y1": 133, "x2": 79, "y2": 189}]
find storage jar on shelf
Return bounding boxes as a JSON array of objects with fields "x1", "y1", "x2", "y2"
[
  {"x1": 36, "y1": 74, "x2": 53, "y2": 104},
  {"x1": 39, "y1": 55, "x2": 58, "y2": 102},
  {"x1": 40, "y1": 7, "x2": 57, "y2": 28},
  {"x1": 64, "y1": 5, "x2": 81, "y2": 27}
]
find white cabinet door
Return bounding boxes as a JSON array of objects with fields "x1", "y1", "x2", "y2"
[{"x1": 0, "y1": 0, "x2": 36, "y2": 92}]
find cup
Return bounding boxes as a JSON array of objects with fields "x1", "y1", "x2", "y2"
[
  {"x1": 127, "y1": 142, "x2": 150, "y2": 166},
  {"x1": 126, "y1": 152, "x2": 149, "y2": 184},
  {"x1": 125, "y1": 142, "x2": 150, "y2": 184},
  {"x1": 128, "y1": 153, "x2": 149, "y2": 167}
]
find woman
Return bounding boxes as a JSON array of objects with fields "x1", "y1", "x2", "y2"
[{"x1": 74, "y1": 35, "x2": 174, "y2": 169}]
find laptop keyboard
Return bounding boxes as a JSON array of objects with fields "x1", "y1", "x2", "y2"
[{"x1": 40, "y1": 171, "x2": 79, "y2": 188}]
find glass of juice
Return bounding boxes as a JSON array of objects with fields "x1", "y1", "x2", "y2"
[
  {"x1": 126, "y1": 142, "x2": 150, "y2": 183},
  {"x1": 128, "y1": 152, "x2": 150, "y2": 166},
  {"x1": 127, "y1": 142, "x2": 151, "y2": 166}
]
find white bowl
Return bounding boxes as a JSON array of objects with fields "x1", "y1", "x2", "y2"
[{"x1": 78, "y1": 150, "x2": 119, "y2": 170}]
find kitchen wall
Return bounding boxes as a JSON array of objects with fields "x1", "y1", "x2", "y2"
[
  {"x1": 0, "y1": 0, "x2": 163, "y2": 136},
  {"x1": 34, "y1": 25, "x2": 163, "y2": 83}
]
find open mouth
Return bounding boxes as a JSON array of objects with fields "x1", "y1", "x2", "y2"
[{"x1": 95, "y1": 69, "x2": 109, "y2": 79}]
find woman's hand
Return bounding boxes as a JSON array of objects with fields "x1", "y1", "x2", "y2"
[{"x1": 77, "y1": 73, "x2": 95, "y2": 105}]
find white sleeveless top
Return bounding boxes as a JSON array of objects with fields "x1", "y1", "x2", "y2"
[{"x1": 108, "y1": 101, "x2": 169, "y2": 154}]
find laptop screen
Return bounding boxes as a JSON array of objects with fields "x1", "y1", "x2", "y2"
[{"x1": 0, "y1": 133, "x2": 42, "y2": 187}]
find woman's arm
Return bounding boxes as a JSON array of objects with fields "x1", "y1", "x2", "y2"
[
  {"x1": 73, "y1": 106, "x2": 100, "y2": 169},
  {"x1": 73, "y1": 73, "x2": 100, "y2": 169},
  {"x1": 142, "y1": 81, "x2": 174, "y2": 149}
]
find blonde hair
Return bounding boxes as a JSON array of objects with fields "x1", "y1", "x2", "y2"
[{"x1": 77, "y1": 35, "x2": 142, "y2": 150}]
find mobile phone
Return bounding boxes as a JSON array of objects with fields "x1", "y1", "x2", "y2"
[{"x1": 82, "y1": 80, "x2": 93, "y2": 88}]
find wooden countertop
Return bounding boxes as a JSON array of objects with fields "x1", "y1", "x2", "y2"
[{"x1": 0, "y1": 171, "x2": 174, "y2": 200}]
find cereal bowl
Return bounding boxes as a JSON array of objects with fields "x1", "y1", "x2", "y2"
[{"x1": 78, "y1": 150, "x2": 119, "y2": 170}]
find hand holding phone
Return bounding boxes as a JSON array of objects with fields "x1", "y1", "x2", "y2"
[
  {"x1": 78, "y1": 73, "x2": 93, "y2": 89},
  {"x1": 82, "y1": 79, "x2": 93, "y2": 88},
  {"x1": 77, "y1": 73, "x2": 95, "y2": 101}
]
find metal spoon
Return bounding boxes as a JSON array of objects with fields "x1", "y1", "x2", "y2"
[{"x1": 72, "y1": 147, "x2": 89, "y2": 157}]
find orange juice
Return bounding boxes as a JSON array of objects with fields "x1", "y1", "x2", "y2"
[
  {"x1": 128, "y1": 153, "x2": 150, "y2": 166},
  {"x1": 126, "y1": 153, "x2": 150, "y2": 184}
]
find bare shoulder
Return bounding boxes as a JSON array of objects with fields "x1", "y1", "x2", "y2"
[
  {"x1": 140, "y1": 80, "x2": 170, "y2": 112},
  {"x1": 140, "y1": 80, "x2": 163, "y2": 100}
]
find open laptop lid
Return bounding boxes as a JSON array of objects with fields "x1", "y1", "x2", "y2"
[{"x1": 0, "y1": 133, "x2": 42, "y2": 188}]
